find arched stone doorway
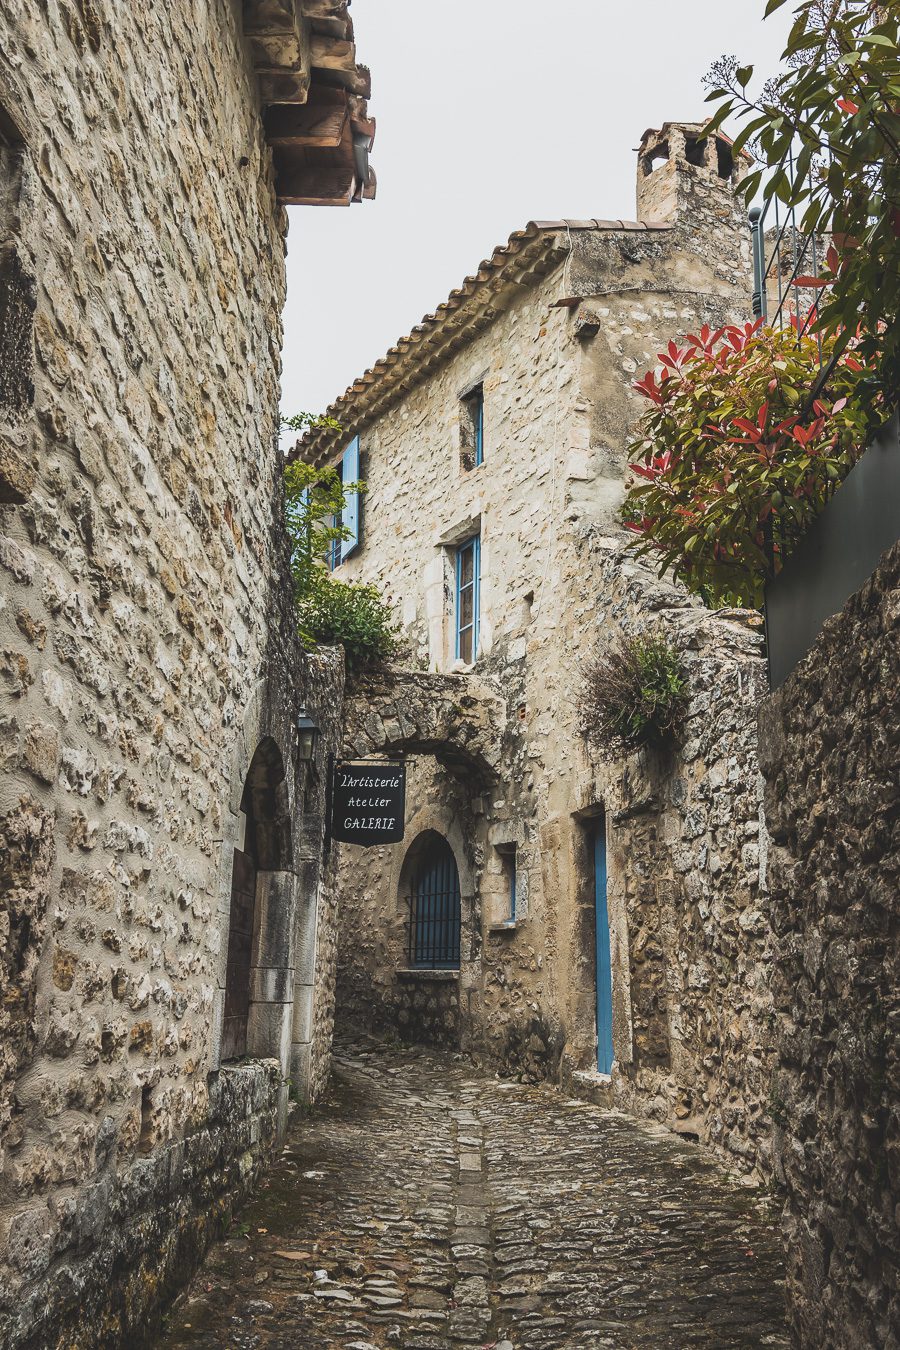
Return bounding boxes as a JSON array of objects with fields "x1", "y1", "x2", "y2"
[{"x1": 222, "y1": 737, "x2": 296, "y2": 1067}]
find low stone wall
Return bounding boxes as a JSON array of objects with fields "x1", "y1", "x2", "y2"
[
  {"x1": 758, "y1": 540, "x2": 900, "y2": 1348},
  {"x1": 1, "y1": 1057, "x2": 280, "y2": 1350},
  {"x1": 395, "y1": 972, "x2": 461, "y2": 1047}
]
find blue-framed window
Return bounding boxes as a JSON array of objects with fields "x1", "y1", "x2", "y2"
[
  {"x1": 455, "y1": 534, "x2": 480, "y2": 664},
  {"x1": 473, "y1": 386, "x2": 484, "y2": 466},
  {"x1": 461, "y1": 384, "x2": 484, "y2": 470},
  {"x1": 502, "y1": 846, "x2": 517, "y2": 923},
  {"x1": 327, "y1": 436, "x2": 361, "y2": 571}
]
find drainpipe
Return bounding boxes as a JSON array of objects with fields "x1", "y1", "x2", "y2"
[{"x1": 749, "y1": 206, "x2": 768, "y2": 322}]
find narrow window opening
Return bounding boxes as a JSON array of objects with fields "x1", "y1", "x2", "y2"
[
  {"x1": 460, "y1": 384, "x2": 484, "y2": 470},
  {"x1": 684, "y1": 137, "x2": 706, "y2": 168},
  {"x1": 498, "y1": 844, "x2": 517, "y2": 924},
  {"x1": 137, "y1": 1086, "x2": 154, "y2": 1155},
  {"x1": 642, "y1": 141, "x2": 669, "y2": 176},
  {"x1": 455, "y1": 534, "x2": 480, "y2": 664},
  {"x1": 326, "y1": 436, "x2": 362, "y2": 570},
  {"x1": 327, "y1": 456, "x2": 344, "y2": 571},
  {"x1": 716, "y1": 137, "x2": 735, "y2": 180}
]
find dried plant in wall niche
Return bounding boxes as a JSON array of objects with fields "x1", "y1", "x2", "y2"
[{"x1": 580, "y1": 629, "x2": 688, "y2": 760}]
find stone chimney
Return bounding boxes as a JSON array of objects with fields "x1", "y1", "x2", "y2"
[{"x1": 637, "y1": 121, "x2": 749, "y2": 224}]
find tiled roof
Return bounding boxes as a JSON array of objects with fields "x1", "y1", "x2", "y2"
[{"x1": 293, "y1": 217, "x2": 671, "y2": 464}]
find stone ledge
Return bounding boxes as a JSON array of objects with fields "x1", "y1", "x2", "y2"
[{"x1": 396, "y1": 968, "x2": 460, "y2": 982}]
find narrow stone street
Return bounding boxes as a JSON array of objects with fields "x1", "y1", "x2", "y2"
[{"x1": 157, "y1": 1037, "x2": 787, "y2": 1350}]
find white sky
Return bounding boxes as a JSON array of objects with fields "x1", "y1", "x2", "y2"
[{"x1": 280, "y1": 0, "x2": 791, "y2": 419}]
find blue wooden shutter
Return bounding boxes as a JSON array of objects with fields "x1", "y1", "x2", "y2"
[{"x1": 340, "y1": 436, "x2": 361, "y2": 561}]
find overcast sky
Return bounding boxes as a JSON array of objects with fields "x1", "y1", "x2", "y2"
[{"x1": 280, "y1": 0, "x2": 792, "y2": 420}]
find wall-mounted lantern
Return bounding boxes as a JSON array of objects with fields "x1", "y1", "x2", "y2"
[{"x1": 295, "y1": 710, "x2": 320, "y2": 763}]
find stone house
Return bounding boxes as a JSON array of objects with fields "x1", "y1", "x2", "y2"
[
  {"x1": 0, "y1": 2, "x2": 374, "y2": 1345},
  {"x1": 297, "y1": 123, "x2": 781, "y2": 1177}
]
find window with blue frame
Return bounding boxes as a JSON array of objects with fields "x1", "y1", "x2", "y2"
[
  {"x1": 460, "y1": 384, "x2": 484, "y2": 470},
  {"x1": 455, "y1": 534, "x2": 480, "y2": 664},
  {"x1": 327, "y1": 436, "x2": 362, "y2": 571}
]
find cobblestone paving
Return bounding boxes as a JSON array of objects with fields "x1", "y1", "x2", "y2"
[{"x1": 157, "y1": 1037, "x2": 787, "y2": 1349}]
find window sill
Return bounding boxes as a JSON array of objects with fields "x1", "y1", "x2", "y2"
[
  {"x1": 487, "y1": 921, "x2": 518, "y2": 935},
  {"x1": 397, "y1": 968, "x2": 460, "y2": 982}
]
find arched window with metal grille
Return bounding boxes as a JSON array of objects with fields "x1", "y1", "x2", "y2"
[{"x1": 407, "y1": 833, "x2": 461, "y2": 970}]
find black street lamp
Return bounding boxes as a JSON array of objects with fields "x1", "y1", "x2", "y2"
[{"x1": 295, "y1": 710, "x2": 319, "y2": 763}]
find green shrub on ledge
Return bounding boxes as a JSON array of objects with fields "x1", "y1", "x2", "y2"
[
  {"x1": 580, "y1": 630, "x2": 688, "y2": 759},
  {"x1": 296, "y1": 571, "x2": 400, "y2": 672}
]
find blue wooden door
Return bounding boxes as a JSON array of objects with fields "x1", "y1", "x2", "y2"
[{"x1": 594, "y1": 821, "x2": 614, "y2": 1074}]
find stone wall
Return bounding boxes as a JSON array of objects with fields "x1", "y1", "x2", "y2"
[
  {"x1": 0, "y1": 3, "x2": 345, "y2": 1344},
  {"x1": 577, "y1": 543, "x2": 776, "y2": 1175},
  {"x1": 7, "y1": 1057, "x2": 281, "y2": 1350},
  {"x1": 758, "y1": 540, "x2": 900, "y2": 1347}
]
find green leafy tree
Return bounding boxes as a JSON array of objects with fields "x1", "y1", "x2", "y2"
[
  {"x1": 703, "y1": 0, "x2": 900, "y2": 406},
  {"x1": 622, "y1": 322, "x2": 873, "y2": 608},
  {"x1": 283, "y1": 456, "x2": 365, "y2": 596},
  {"x1": 281, "y1": 414, "x2": 401, "y2": 670}
]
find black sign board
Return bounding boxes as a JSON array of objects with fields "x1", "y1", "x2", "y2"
[{"x1": 330, "y1": 760, "x2": 406, "y2": 847}]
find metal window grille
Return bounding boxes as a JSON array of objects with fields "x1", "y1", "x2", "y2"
[
  {"x1": 455, "y1": 534, "x2": 480, "y2": 663},
  {"x1": 408, "y1": 839, "x2": 461, "y2": 969}
]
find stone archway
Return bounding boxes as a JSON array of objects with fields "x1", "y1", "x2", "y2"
[{"x1": 341, "y1": 669, "x2": 504, "y2": 785}]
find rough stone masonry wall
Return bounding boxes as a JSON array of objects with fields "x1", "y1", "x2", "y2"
[
  {"x1": 0, "y1": 3, "x2": 342, "y2": 1346},
  {"x1": 575, "y1": 540, "x2": 776, "y2": 1176},
  {"x1": 758, "y1": 540, "x2": 900, "y2": 1349}
]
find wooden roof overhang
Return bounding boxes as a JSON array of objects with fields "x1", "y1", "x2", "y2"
[
  {"x1": 291, "y1": 218, "x2": 671, "y2": 467},
  {"x1": 243, "y1": 0, "x2": 376, "y2": 206}
]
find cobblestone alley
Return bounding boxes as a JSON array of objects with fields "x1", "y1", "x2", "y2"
[{"x1": 157, "y1": 1038, "x2": 787, "y2": 1350}]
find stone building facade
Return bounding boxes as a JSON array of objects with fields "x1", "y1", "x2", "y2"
[
  {"x1": 0, "y1": 2, "x2": 373, "y2": 1345},
  {"x1": 758, "y1": 539, "x2": 900, "y2": 1349},
  {"x1": 297, "y1": 125, "x2": 780, "y2": 1175}
]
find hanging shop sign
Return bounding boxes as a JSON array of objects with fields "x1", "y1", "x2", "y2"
[{"x1": 330, "y1": 760, "x2": 406, "y2": 847}]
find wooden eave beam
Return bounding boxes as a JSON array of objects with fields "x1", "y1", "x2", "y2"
[
  {"x1": 309, "y1": 33, "x2": 356, "y2": 70},
  {"x1": 277, "y1": 165, "x2": 358, "y2": 206},
  {"x1": 299, "y1": 0, "x2": 349, "y2": 18},
  {"x1": 264, "y1": 100, "x2": 349, "y2": 146}
]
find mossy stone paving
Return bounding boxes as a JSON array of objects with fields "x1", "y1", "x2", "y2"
[{"x1": 156, "y1": 1036, "x2": 788, "y2": 1350}]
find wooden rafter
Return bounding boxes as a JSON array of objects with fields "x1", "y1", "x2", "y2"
[{"x1": 243, "y1": 0, "x2": 375, "y2": 205}]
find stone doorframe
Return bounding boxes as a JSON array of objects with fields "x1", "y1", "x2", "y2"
[{"x1": 211, "y1": 677, "x2": 322, "y2": 1127}]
